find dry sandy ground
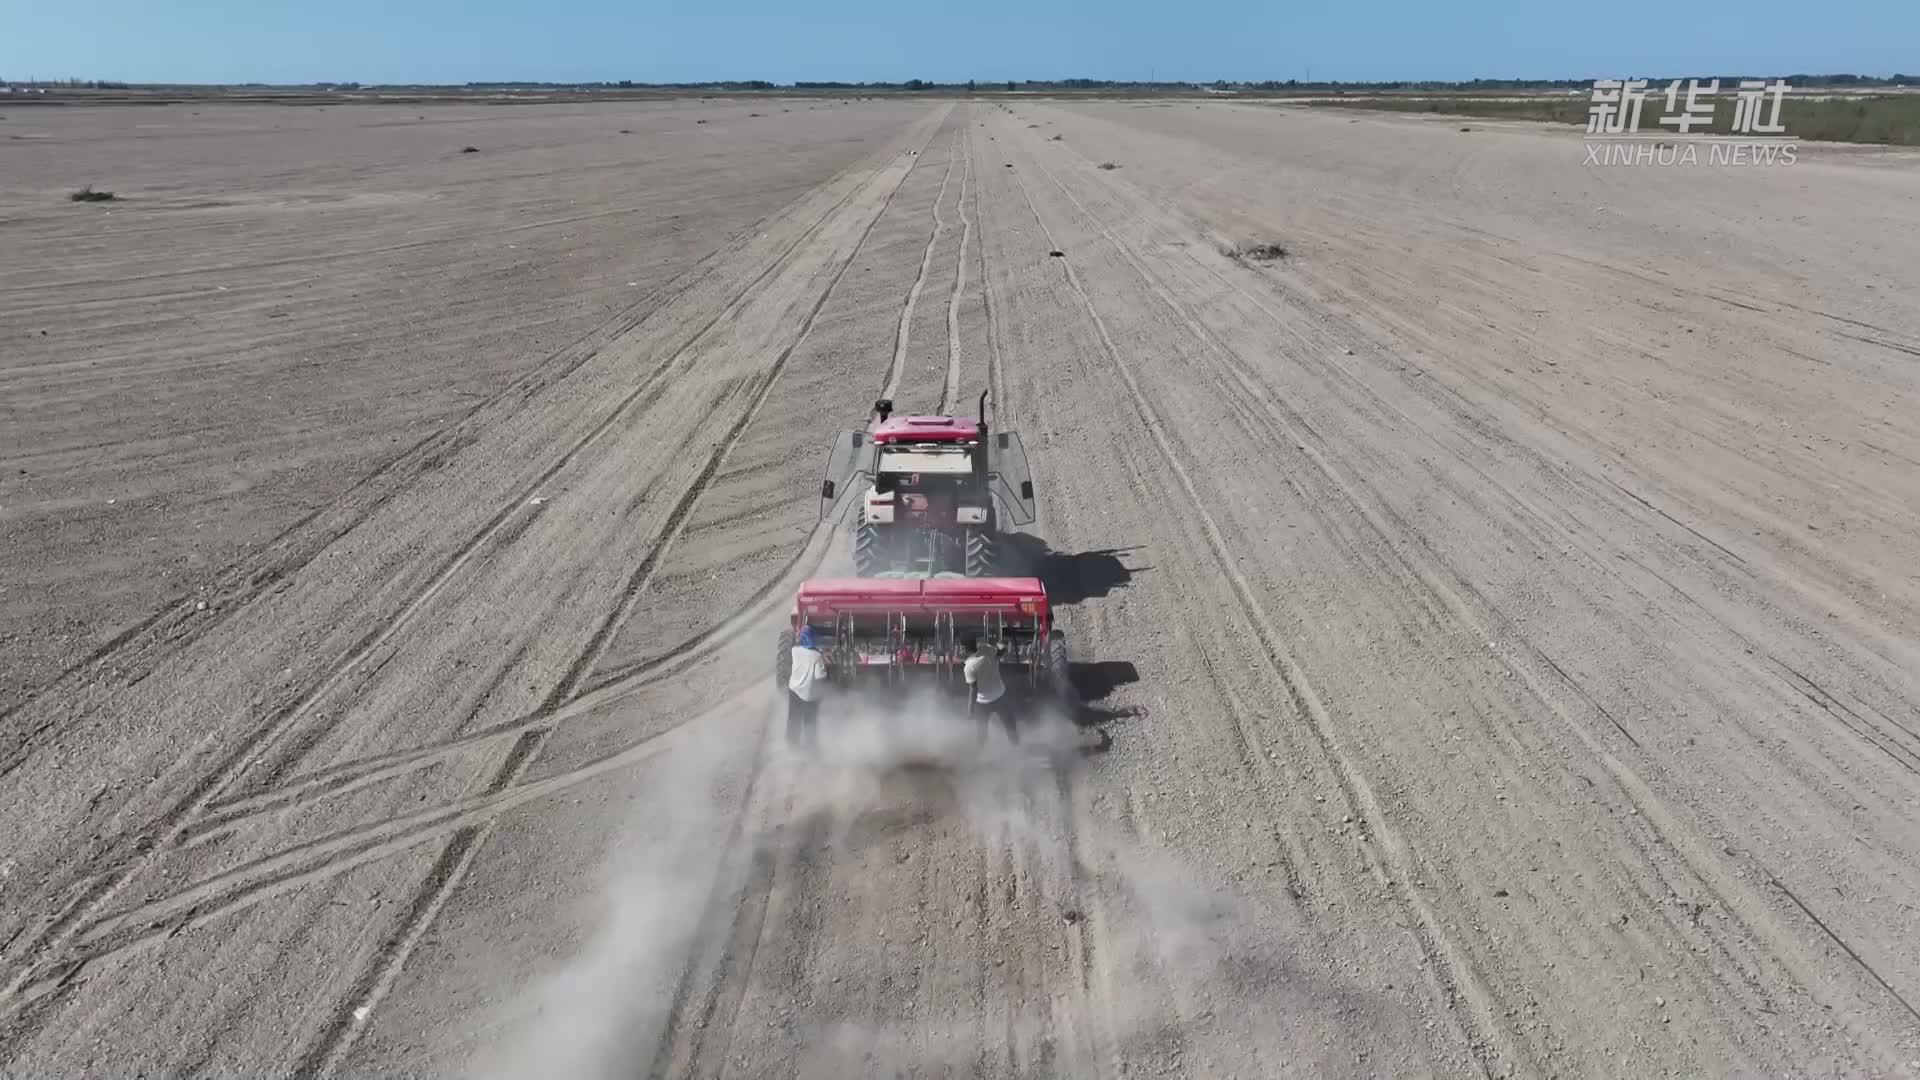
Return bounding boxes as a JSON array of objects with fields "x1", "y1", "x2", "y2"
[{"x1": 1, "y1": 97, "x2": 1918, "y2": 1078}]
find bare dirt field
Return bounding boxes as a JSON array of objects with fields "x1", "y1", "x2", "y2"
[{"x1": 2, "y1": 97, "x2": 1918, "y2": 1078}]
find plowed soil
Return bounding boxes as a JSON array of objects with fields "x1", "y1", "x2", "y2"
[{"x1": 2, "y1": 98, "x2": 1918, "y2": 1078}]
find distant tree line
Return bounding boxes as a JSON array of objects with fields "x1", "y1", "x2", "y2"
[
  {"x1": 8, "y1": 73, "x2": 1914, "y2": 94},
  {"x1": 456, "y1": 79, "x2": 777, "y2": 90},
  {"x1": 1, "y1": 78, "x2": 132, "y2": 89},
  {"x1": 1777, "y1": 73, "x2": 1916, "y2": 86},
  {"x1": 1217, "y1": 74, "x2": 1919, "y2": 92}
]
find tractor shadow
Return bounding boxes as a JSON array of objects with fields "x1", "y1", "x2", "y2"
[
  {"x1": 1072, "y1": 659, "x2": 1139, "y2": 702},
  {"x1": 997, "y1": 535, "x2": 1147, "y2": 607},
  {"x1": 1063, "y1": 659, "x2": 1145, "y2": 754},
  {"x1": 995, "y1": 534, "x2": 1149, "y2": 754}
]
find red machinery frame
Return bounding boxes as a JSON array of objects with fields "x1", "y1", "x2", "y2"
[{"x1": 791, "y1": 576, "x2": 1054, "y2": 690}]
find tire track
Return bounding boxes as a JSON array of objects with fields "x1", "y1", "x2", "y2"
[
  {"x1": 9, "y1": 694, "x2": 752, "y2": 1003},
  {"x1": 186, "y1": 586, "x2": 806, "y2": 846},
  {"x1": 964, "y1": 108, "x2": 1117, "y2": 1078},
  {"x1": 996, "y1": 138, "x2": 1518, "y2": 1077},
  {"x1": 653, "y1": 110, "x2": 990, "y2": 1080},
  {"x1": 577, "y1": 517, "x2": 837, "y2": 694},
  {"x1": 188, "y1": 116, "x2": 982, "y2": 861},
  {"x1": 642, "y1": 746, "x2": 792, "y2": 1080},
  {"x1": 17, "y1": 106, "x2": 965, "y2": 1070},
  {"x1": 1071, "y1": 139, "x2": 1918, "y2": 774},
  {"x1": 538, "y1": 121, "x2": 949, "y2": 712},
  {"x1": 0, "y1": 115, "x2": 942, "y2": 1021},
  {"x1": 568, "y1": 117, "x2": 975, "y2": 699},
  {"x1": 974, "y1": 115, "x2": 1008, "y2": 427},
  {"x1": 879, "y1": 132, "x2": 959, "y2": 404},
  {"x1": 0, "y1": 158, "x2": 885, "y2": 1011},
  {"x1": 295, "y1": 106, "x2": 956, "y2": 1077},
  {"x1": 245, "y1": 149, "x2": 901, "y2": 791},
  {"x1": 0, "y1": 143, "x2": 888, "y2": 741},
  {"x1": 1222, "y1": 199, "x2": 1920, "y2": 764},
  {"x1": 652, "y1": 800, "x2": 828, "y2": 1079},
  {"x1": 186, "y1": 537, "x2": 831, "y2": 843},
  {"x1": 183, "y1": 160, "x2": 991, "y2": 837},
  {"x1": 938, "y1": 129, "x2": 976, "y2": 415},
  {"x1": 1031, "y1": 130, "x2": 1920, "y2": 1062}
]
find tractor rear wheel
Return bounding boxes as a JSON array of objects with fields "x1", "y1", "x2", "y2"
[
  {"x1": 775, "y1": 628, "x2": 794, "y2": 692},
  {"x1": 964, "y1": 530, "x2": 999, "y2": 577},
  {"x1": 852, "y1": 523, "x2": 883, "y2": 576},
  {"x1": 1045, "y1": 632, "x2": 1074, "y2": 707}
]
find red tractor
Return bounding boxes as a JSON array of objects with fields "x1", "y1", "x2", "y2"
[{"x1": 818, "y1": 392, "x2": 1035, "y2": 578}]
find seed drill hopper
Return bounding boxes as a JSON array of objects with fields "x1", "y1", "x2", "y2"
[{"x1": 775, "y1": 575, "x2": 1070, "y2": 705}]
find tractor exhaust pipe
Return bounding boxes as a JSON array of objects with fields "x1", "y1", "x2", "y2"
[{"x1": 974, "y1": 389, "x2": 992, "y2": 501}]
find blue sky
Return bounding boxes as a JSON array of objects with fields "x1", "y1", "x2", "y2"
[{"x1": 1, "y1": 0, "x2": 1910, "y2": 85}]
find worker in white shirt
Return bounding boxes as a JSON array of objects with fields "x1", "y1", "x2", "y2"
[
  {"x1": 962, "y1": 634, "x2": 1018, "y2": 742},
  {"x1": 788, "y1": 625, "x2": 830, "y2": 750}
]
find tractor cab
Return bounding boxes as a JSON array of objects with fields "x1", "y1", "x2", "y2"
[
  {"x1": 819, "y1": 394, "x2": 1035, "y2": 532},
  {"x1": 867, "y1": 412, "x2": 986, "y2": 530},
  {"x1": 817, "y1": 394, "x2": 1035, "y2": 577}
]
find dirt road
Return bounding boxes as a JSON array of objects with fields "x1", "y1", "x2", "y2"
[{"x1": 2, "y1": 98, "x2": 1917, "y2": 1077}]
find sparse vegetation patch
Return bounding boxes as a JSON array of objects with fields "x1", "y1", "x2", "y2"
[{"x1": 1227, "y1": 241, "x2": 1287, "y2": 262}]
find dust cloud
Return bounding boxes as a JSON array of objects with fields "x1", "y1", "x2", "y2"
[
  {"x1": 468, "y1": 720, "x2": 740, "y2": 1080},
  {"x1": 476, "y1": 690, "x2": 1378, "y2": 1078}
]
